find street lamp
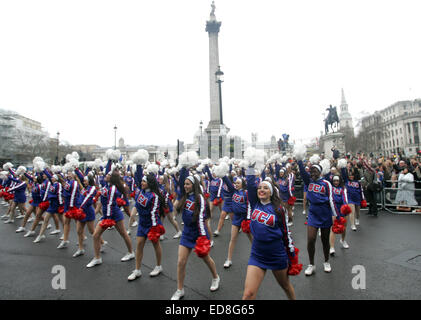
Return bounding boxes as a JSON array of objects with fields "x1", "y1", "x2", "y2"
[
  {"x1": 114, "y1": 125, "x2": 117, "y2": 150},
  {"x1": 56, "y1": 131, "x2": 60, "y2": 165},
  {"x1": 215, "y1": 66, "x2": 224, "y2": 125}
]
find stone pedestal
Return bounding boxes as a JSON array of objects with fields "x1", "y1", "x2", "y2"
[
  {"x1": 319, "y1": 132, "x2": 346, "y2": 158},
  {"x1": 205, "y1": 124, "x2": 230, "y2": 161}
]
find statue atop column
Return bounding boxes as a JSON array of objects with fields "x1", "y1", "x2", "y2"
[{"x1": 210, "y1": 1, "x2": 216, "y2": 16}]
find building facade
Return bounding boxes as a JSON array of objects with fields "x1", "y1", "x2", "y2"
[
  {"x1": 0, "y1": 108, "x2": 51, "y2": 164},
  {"x1": 360, "y1": 99, "x2": 421, "y2": 157}
]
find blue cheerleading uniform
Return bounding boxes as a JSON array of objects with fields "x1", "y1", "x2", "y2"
[
  {"x1": 340, "y1": 168, "x2": 365, "y2": 205},
  {"x1": 7, "y1": 177, "x2": 27, "y2": 204},
  {"x1": 62, "y1": 180, "x2": 82, "y2": 212},
  {"x1": 332, "y1": 186, "x2": 348, "y2": 208},
  {"x1": 298, "y1": 160, "x2": 339, "y2": 228},
  {"x1": 30, "y1": 183, "x2": 43, "y2": 207},
  {"x1": 176, "y1": 167, "x2": 209, "y2": 248},
  {"x1": 124, "y1": 176, "x2": 135, "y2": 194},
  {"x1": 40, "y1": 180, "x2": 51, "y2": 204},
  {"x1": 221, "y1": 181, "x2": 233, "y2": 212},
  {"x1": 101, "y1": 185, "x2": 124, "y2": 222},
  {"x1": 159, "y1": 184, "x2": 174, "y2": 212},
  {"x1": 203, "y1": 165, "x2": 223, "y2": 202},
  {"x1": 222, "y1": 176, "x2": 251, "y2": 227},
  {"x1": 179, "y1": 193, "x2": 209, "y2": 249},
  {"x1": 245, "y1": 169, "x2": 296, "y2": 270},
  {"x1": 79, "y1": 185, "x2": 97, "y2": 222},
  {"x1": 135, "y1": 189, "x2": 162, "y2": 237},
  {"x1": 46, "y1": 182, "x2": 64, "y2": 214}
]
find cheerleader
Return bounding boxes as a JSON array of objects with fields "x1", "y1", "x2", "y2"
[
  {"x1": 73, "y1": 172, "x2": 103, "y2": 257},
  {"x1": 4, "y1": 173, "x2": 28, "y2": 224},
  {"x1": 15, "y1": 173, "x2": 41, "y2": 233},
  {"x1": 57, "y1": 170, "x2": 82, "y2": 249},
  {"x1": 1, "y1": 171, "x2": 15, "y2": 220},
  {"x1": 33, "y1": 173, "x2": 64, "y2": 243},
  {"x1": 158, "y1": 174, "x2": 182, "y2": 239},
  {"x1": 86, "y1": 169, "x2": 134, "y2": 268},
  {"x1": 123, "y1": 170, "x2": 137, "y2": 232},
  {"x1": 203, "y1": 164, "x2": 223, "y2": 218},
  {"x1": 297, "y1": 160, "x2": 339, "y2": 275},
  {"x1": 24, "y1": 172, "x2": 58, "y2": 237},
  {"x1": 329, "y1": 175, "x2": 350, "y2": 255},
  {"x1": 213, "y1": 168, "x2": 235, "y2": 237},
  {"x1": 221, "y1": 175, "x2": 252, "y2": 268},
  {"x1": 340, "y1": 166, "x2": 365, "y2": 231},
  {"x1": 171, "y1": 167, "x2": 220, "y2": 300},
  {"x1": 116, "y1": 170, "x2": 134, "y2": 232},
  {"x1": 273, "y1": 164, "x2": 296, "y2": 227},
  {"x1": 127, "y1": 171, "x2": 167, "y2": 280},
  {"x1": 242, "y1": 166, "x2": 296, "y2": 300},
  {"x1": 94, "y1": 170, "x2": 104, "y2": 216}
]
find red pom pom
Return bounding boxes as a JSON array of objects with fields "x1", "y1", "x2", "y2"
[
  {"x1": 29, "y1": 199, "x2": 33, "y2": 204},
  {"x1": 218, "y1": 198, "x2": 223, "y2": 205},
  {"x1": 39, "y1": 201, "x2": 50, "y2": 211},
  {"x1": 287, "y1": 196, "x2": 296, "y2": 206},
  {"x1": 4, "y1": 193, "x2": 14, "y2": 201},
  {"x1": 147, "y1": 225, "x2": 162, "y2": 243},
  {"x1": 58, "y1": 206, "x2": 64, "y2": 214},
  {"x1": 340, "y1": 204, "x2": 352, "y2": 215},
  {"x1": 194, "y1": 235, "x2": 211, "y2": 258},
  {"x1": 163, "y1": 207, "x2": 170, "y2": 214},
  {"x1": 169, "y1": 194, "x2": 174, "y2": 201},
  {"x1": 116, "y1": 198, "x2": 127, "y2": 207},
  {"x1": 241, "y1": 219, "x2": 251, "y2": 233},
  {"x1": 204, "y1": 193, "x2": 210, "y2": 199},
  {"x1": 100, "y1": 219, "x2": 116, "y2": 229},
  {"x1": 287, "y1": 247, "x2": 302, "y2": 276},
  {"x1": 71, "y1": 207, "x2": 86, "y2": 221},
  {"x1": 288, "y1": 263, "x2": 303, "y2": 276},
  {"x1": 130, "y1": 191, "x2": 135, "y2": 198},
  {"x1": 157, "y1": 224, "x2": 166, "y2": 235},
  {"x1": 213, "y1": 199, "x2": 219, "y2": 206},
  {"x1": 332, "y1": 217, "x2": 346, "y2": 234},
  {"x1": 360, "y1": 200, "x2": 367, "y2": 208}
]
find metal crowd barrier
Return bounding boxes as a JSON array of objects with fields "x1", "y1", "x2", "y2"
[{"x1": 293, "y1": 179, "x2": 421, "y2": 215}]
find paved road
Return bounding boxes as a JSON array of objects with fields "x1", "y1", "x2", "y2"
[{"x1": 1, "y1": 200, "x2": 421, "y2": 300}]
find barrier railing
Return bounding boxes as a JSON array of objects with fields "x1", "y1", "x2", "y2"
[{"x1": 293, "y1": 179, "x2": 421, "y2": 215}]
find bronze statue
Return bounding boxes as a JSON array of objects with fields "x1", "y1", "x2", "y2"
[
  {"x1": 324, "y1": 105, "x2": 339, "y2": 134},
  {"x1": 210, "y1": 1, "x2": 216, "y2": 16}
]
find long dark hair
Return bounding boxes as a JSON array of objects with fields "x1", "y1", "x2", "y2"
[
  {"x1": 176, "y1": 176, "x2": 210, "y2": 223},
  {"x1": 110, "y1": 169, "x2": 127, "y2": 196},
  {"x1": 145, "y1": 173, "x2": 167, "y2": 217}
]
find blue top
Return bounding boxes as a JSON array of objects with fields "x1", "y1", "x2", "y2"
[{"x1": 246, "y1": 169, "x2": 295, "y2": 257}]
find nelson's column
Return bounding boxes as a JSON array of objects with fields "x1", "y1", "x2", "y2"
[{"x1": 203, "y1": 1, "x2": 230, "y2": 160}]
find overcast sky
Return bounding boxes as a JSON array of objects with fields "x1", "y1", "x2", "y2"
[{"x1": 1, "y1": 0, "x2": 420, "y2": 148}]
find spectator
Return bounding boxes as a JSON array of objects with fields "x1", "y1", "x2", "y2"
[{"x1": 395, "y1": 167, "x2": 418, "y2": 212}]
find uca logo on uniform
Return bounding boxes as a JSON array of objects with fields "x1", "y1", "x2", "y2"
[
  {"x1": 137, "y1": 194, "x2": 148, "y2": 206},
  {"x1": 185, "y1": 200, "x2": 195, "y2": 211},
  {"x1": 251, "y1": 209, "x2": 275, "y2": 227},
  {"x1": 308, "y1": 183, "x2": 326, "y2": 194},
  {"x1": 232, "y1": 194, "x2": 245, "y2": 203}
]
